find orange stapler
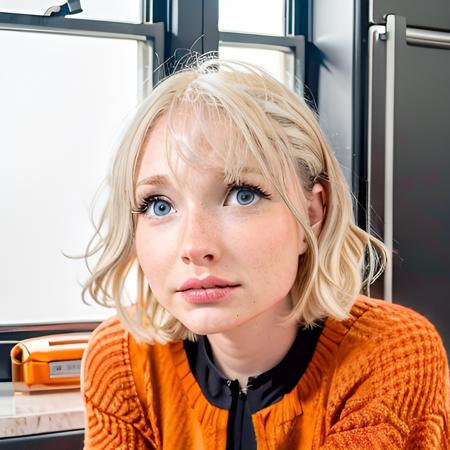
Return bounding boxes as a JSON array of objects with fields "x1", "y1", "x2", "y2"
[{"x1": 10, "y1": 333, "x2": 91, "y2": 392}]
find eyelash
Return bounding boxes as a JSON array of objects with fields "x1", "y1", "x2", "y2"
[{"x1": 134, "y1": 182, "x2": 272, "y2": 217}]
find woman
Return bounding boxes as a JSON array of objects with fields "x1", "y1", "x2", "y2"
[{"x1": 81, "y1": 57, "x2": 449, "y2": 449}]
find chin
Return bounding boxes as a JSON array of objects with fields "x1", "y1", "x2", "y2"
[
  {"x1": 181, "y1": 315, "x2": 246, "y2": 336},
  {"x1": 184, "y1": 323, "x2": 231, "y2": 336}
]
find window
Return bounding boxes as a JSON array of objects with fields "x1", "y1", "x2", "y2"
[
  {"x1": 0, "y1": 0, "x2": 142, "y2": 23},
  {"x1": 0, "y1": 6, "x2": 162, "y2": 324},
  {"x1": 220, "y1": 43, "x2": 295, "y2": 88},
  {"x1": 218, "y1": 0, "x2": 304, "y2": 91},
  {"x1": 219, "y1": 0, "x2": 285, "y2": 35}
]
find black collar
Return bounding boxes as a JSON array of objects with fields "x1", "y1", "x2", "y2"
[{"x1": 184, "y1": 322, "x2": 323, "y2": 413}]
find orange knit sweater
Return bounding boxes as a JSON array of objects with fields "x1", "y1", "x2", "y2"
[{"x1": 81, "y1": 295, "x2": 450, "y2": 449}]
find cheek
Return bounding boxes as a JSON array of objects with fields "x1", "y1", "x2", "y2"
[
  {"x1": 235, "y1": 212, "x2": 301, "y2": 281},
  {"x1": 134, "y1": 222, "x2": 173, "y2": 289},
  {"x1": 135, "y1": 226, "x2": 151, "y2": 268}
]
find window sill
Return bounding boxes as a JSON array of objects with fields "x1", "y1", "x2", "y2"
[{"x1": 0, "y1": 385, "x2": 84, "y2": 438}]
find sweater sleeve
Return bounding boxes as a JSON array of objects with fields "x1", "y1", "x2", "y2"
[
  {"x1": 320, "y1": 303, "x2": 450, "y2": 449},
  {"x1": 81, "y1": 317, "x2": 158, "y2": 450}
]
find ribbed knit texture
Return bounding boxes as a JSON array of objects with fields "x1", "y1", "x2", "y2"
[{"x1": 81, "y1": 295, "x2": 450, "y2": 449}]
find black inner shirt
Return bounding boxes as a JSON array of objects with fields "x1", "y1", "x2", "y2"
[{"x1": 184, "y1": 322, "x2": 323, "y2": 450}]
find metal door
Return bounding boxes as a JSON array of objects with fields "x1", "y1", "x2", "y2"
[{"x1": 367, "y1": 15, "x2": 450, "y2": 351}]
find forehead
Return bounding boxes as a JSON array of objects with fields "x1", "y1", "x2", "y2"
[{"x1": 138, "y1": 110, "x2": 259, "y2": 180}]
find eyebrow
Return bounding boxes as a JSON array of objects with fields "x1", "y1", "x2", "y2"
[{"x1": 136, "y1": 167, "x2": 261, "y2": 188}]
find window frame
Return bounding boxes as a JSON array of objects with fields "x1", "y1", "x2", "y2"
[
  {"x1": 218, "y1": 0, "x2": 307, "y2": 94},
  {"x1": 218, "y1": 32, "x2": 305, "y2": 94},
  {"x1": 0, "y1": 11, "x2": 164, "y2": 88}
]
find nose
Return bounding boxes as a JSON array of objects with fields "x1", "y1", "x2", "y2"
[{"x1": 179, "y1": 208, "x2": 222, "y2": 266}]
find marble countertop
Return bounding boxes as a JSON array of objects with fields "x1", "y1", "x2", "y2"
[{"x1": 0, "y1": 383, "x2": 84, "y2": 438}]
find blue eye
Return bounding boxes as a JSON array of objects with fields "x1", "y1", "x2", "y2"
[
  {"x1": 234, "y1": 188, "x2": 256, "y2": 205},
  {"x1": 141, "y1": 197, "x2": 174, "y2": 217},
  {"x1": 136, "y1": 183, "x2": 271, "y2": 219},
  {"x1": 227, "y1": 183, "x2": 271, "y2": 206}
]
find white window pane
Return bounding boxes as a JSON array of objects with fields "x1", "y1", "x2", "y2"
[
  {"x1": 0, "y1": 0, "x2": 142, "y2": 23},
  {"x1": 0, "y1": 30, "x2": 150, "y2": 324},
  {"x1": 219, "y1": 0, "x2": 285, "y2": 36},
  {"x1": 219, "y1": 44, "x2": 294, "y2": 89}
]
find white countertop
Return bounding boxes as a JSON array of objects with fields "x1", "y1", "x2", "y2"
[{"x1": 0, "y1": 384, "x2": 84, "y2": 438}]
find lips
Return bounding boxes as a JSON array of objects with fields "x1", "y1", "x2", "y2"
[
  {"x1": 178, "y1": 275, "x2": 239, "y2": 292},
  {"x1": 180, "y1": 285, "x2": 238, "y2": 303}
]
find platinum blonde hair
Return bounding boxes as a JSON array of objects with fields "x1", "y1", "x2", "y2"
[{"x1": 82, "y1": 56, "x2": 388, "y2": 344}]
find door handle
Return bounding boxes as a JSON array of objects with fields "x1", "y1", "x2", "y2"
[{"x1": 383, "y1": 14, "x2": 407, "y2": 301}]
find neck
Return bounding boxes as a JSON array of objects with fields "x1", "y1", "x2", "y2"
[{"x1": 206, "y1": 298, "x2": 298, "y2": 390}]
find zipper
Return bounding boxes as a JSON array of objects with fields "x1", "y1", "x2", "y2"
[
  {"x1": 225, "y1": 379, "x2": 248, "y2": 397},
  {"x1": 226, "y1": 379, "x2": 247, "y2": 450}
]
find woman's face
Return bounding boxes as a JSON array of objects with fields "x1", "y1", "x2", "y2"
[{"x1": 134, "y1": 115, "x2": 308, "y2": 335}]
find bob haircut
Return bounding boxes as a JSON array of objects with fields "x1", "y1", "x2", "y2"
[{"x1": 82, "y1": 56, "x2": 388, "y2": 344}]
